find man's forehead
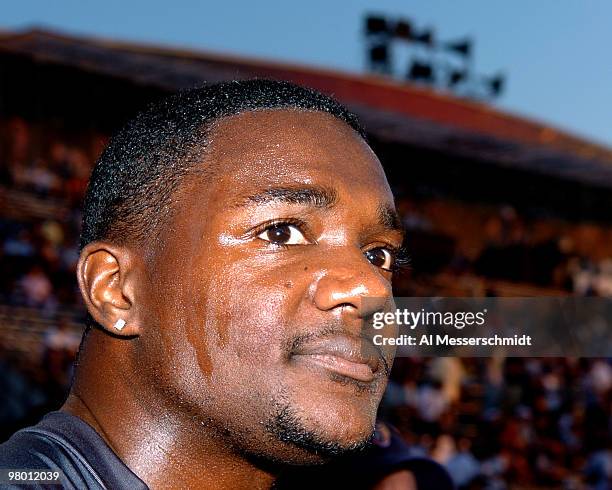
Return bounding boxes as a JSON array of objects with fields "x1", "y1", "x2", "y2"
[
  {"x1": 203, "y1": 109, "x2": 388, "y2": 193},
  {"x1": 206, "y1": 110, "x2": 371, "y2": 163},
  {"x1": 207, "y1": 108, "x2": 359, "y2": 144}
]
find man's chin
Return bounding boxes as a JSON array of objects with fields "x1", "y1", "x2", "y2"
[{"x1": 264, "y1": 400, "x2": 375, "y2": 463}]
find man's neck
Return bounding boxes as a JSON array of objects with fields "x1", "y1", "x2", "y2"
[{"x1": 63, "y1": 333, "x2": 275, "y2": 490}]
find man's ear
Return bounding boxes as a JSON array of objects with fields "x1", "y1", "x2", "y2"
[{"x1": 77, "y1": 242, "x2": 142, "y2": 337}]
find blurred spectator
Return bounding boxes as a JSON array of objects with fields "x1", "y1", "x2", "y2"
[
  {"x1": 444, "y1": 438, "x2": 481, "y2": 489},
  {"x1": 3, "y1": 229, "x2": 34, "y2": 257},
  {"x1": 19, "y1": 265, "x2": 54, "y2": 308}
]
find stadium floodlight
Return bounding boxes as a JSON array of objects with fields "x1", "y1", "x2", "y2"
[
  {"x1": 394, "y1": 19, "x2": 412, "y2": 40},
  {"x1": 448, "y1": 69, "x2": 467, "y2": 87},
  {"x1": 365, "y1": 14, "x2": 393, "y2": 75},
  {"x1": 368, "y1": 43, "x2": 391, "y2": 74},
  {"x1": 486, "y1": 74, "x2": 505, "y2": 97},
  {"x1": 410, "y1": 28, "x2": 434, "y2": 47},
  {"x1": 365, "y1": 15, "x2": 390, "y2": 36},
  {"x1": 408, "y1": 61, "x2": 435, "y2": 83},
  {"x1": 363, "y1": 13, "x2": 505, "y2": 100},
  {"x1": 444, "y1": 38, "x2": 473, "y2": 58}
]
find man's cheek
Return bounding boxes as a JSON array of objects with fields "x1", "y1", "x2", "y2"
[
  {"x1": 200, "y1": 256, "x2": 306, "y2": 357},
  {"x1": 232, "y1": 293, "x2": 288, "y2": 352}
]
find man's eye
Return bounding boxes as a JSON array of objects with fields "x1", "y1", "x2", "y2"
[
  {"x1": 365, "y1": 247, "x2": 394, "y2": 271},
  {"x1": 257, "y1": 223, "x2": 309, "y2": 246}
]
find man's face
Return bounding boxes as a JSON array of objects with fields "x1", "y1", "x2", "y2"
[{"x1": 136, "y1": 109, "x2": 402, "y2": 463}]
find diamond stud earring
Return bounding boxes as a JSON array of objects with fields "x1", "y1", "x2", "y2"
[{"x1": 113, "y1": 318, "x2": 126, "y2": 331}]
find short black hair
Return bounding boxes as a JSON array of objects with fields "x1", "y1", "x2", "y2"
[{"x1": 80, "y1": 79, "x2": 366, "y2": 250}]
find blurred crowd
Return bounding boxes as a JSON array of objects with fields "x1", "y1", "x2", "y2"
[
  {"x1": 382, "y1": 357, "x2": 612, "y2": 489},
  {"x1": 395, "y1": 196, "x2": 612, "y2": 298},
  {"x1": 0, "y1": 117, "x2": 95, "y2": 440},
  {"x1": 0, "y1": 118, "x2": 103, "y2": 312},
  {"x1": 0, "y1": 117, "x2": 610, "y2": 489}
]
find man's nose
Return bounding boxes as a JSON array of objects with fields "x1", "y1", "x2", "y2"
[{"x1": 311, "y1": 251, "x2": 392, "y2": 319}]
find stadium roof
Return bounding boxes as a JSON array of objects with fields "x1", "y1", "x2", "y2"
[{"x1": 2, "y1": 28, "x2": 612, "y2": 188}]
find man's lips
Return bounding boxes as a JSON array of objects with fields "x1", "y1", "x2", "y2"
[{"x1": 290, "y1": 334, "x2": 385, "y2": 383}]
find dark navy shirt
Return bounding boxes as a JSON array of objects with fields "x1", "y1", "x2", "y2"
[{"x1": 0, "y1": 411, "x2": 148, "y2": 489}]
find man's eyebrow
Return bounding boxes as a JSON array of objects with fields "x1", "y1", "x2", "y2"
[
  {"x1": 234, "y1": 185, "x2": 338, "y2": 208},
  {"x1": 378, "y1": 203, "x2": 404, "y2": 234}
]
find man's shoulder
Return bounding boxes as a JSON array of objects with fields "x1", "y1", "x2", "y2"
[
  {"x1": 0, "y1": 413, "x2": 107, "y2": 489},
  {"x1": 0, "y1": 412, "x2": 146, "y2": 490},
  {"x1": 0, "y1": 425, "x2": 65, "y2": 469}
]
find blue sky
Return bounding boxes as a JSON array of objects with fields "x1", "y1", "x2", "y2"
[{"x1": 3, "y1": 1, "x2": 611, "y2": 147}]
